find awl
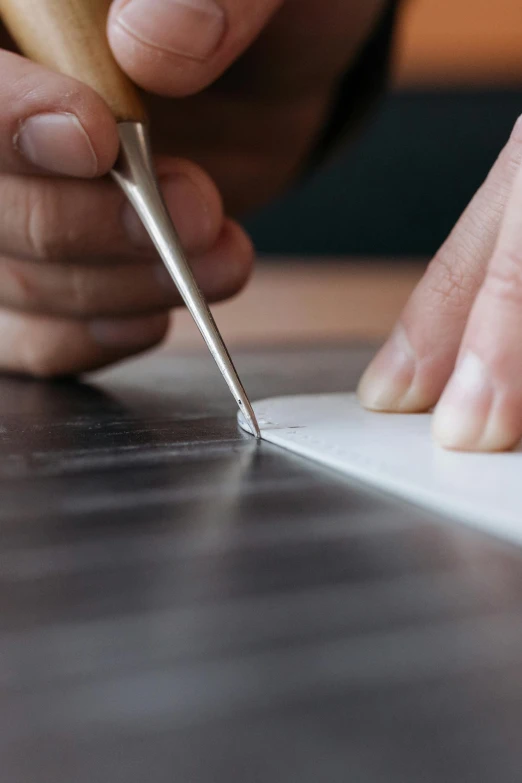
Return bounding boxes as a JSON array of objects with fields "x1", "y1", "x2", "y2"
[{"x1": 0, "y1": 0, "x2": 261, "y2": 438}]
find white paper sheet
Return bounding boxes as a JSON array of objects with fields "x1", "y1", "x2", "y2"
[{"x1": 239, "y1": 393, "x2": 522, "y2": 544}]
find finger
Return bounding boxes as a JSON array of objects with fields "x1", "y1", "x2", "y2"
[
  {"x1": 0, "y1": 49, "x2": 118, "y2": 177},
  {"x1": 108, "y1": 0, "x2": 283, "y2": 96},
  {"x1": 0, "y1": 157, "x2": 223, "y2": 263},
  {"x1": 358, "y1": 115, "x2": 522, "y2": 414},
  {"x1": 0, "y1": 309, "x2": 170, "y2": 377},
  {"x1": 432, "y1": 144, "x2": 522, "y2": 451},
  {"x1": 230, "y1": 0, "x2": 388, "y2": 96},
  {"x1": 0, "y1": 219, "x2": 253, "y2": 317}
]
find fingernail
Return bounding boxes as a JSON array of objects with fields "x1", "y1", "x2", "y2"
[
  {"x1": 116, "y1": 0, "x2": 226, "y2": 61},
  {"x1": 357, "y1": 325, "x2": 417, "y2": 411},
  {"x1": 16, "y1": 113, "x2": 98, "y2": 177},
  {"x1": 123, "y1": 173, "x2": 210, "y2": 249},
  {"x1": 432, "y1": 351, "x2": 494, "y2": 450},
  {"x1": 89, "y1": 315, "x2": 166, "y2": 348}
]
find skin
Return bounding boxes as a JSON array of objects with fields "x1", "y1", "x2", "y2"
[
  {"x1": 1, "y1": 0, "x2": 521, "y2": 452},
  {"x1": 0, "y1": 0, "x2": 384, "y2": 376},
  {"x1": 357, "y1": 116, "x2": 522, "y2": 452}
]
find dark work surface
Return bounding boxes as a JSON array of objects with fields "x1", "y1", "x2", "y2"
[{"x1": 2, "y1": 342, "x2": 522, "y2": 783}]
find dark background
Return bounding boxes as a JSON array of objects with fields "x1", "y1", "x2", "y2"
[{"x1": 247, "y1": 89, "x2": 522, "y2": 258}]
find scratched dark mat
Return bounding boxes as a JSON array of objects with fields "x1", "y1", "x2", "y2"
[{"x1": 2, "y1": 343, "x2": 522, "y2": 783}]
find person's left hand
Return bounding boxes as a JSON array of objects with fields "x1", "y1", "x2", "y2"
[{"x1": 358, "y1": 116, "x2": 522, "y2": 452}]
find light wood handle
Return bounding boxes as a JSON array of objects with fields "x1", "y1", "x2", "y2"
[{"x1": 0, "y1": 0, "x2": 146, "y2": 122}]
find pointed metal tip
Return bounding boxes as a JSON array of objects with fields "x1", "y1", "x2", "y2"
[
  {"x1": 239, "y1": 398, "x2": 262, "y2": 440},
  {"x1": 113, "y1": 122, "x2": 261, "y2": 437},
  {"x1": 253, "y1": 420, "x2": 262, "y2": 441}
]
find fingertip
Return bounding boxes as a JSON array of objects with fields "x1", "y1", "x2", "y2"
[
  {"x1": 89, "y1": 312, "x2": 170, "y2": 351},
  {"x1": 430, "y1": 352, "x2": 522, "y2": 452},
  {"x1": 46, "y1": 77, "x2": 120, "y2": 176},
  {"x1": 70, "y1": 312, "x2": 171, "y2": 374},
  {"x1": 66, "y1": 93, "x2": 120, "y2": 176},
  {"x1": 357, "y1": 326, "x2": 418, "y2": 412},
  {"x1": 107, "y1": 0, "x2": 227, "y2": 96},
  {"x1": 432, "y1": 409, "x2": 519, "y2": 453},
  {"x1": 191, "y1": 219, "x2": 254, "y2": 302},
  {"x1": 0, "y1": 50, "x2": 120, "y2": 177},
  {"x1": 159, "y1": 158, "x2": 224, "y2": 252},
  {"x1": 108, "y1": 4, "x2": 181, "y2": 97},
  {"x1": 12, "y1": 311, "x2": 170, "y2": 378},
  {"x1": 224, "y1": 218, "x2": 256, "y2": 281},
  {"x1": 123, "y1": 157, "x2": 224, "y2": 255},
  {"x1": 215, "y1": 218, "x2": 255, "y2": 294}
]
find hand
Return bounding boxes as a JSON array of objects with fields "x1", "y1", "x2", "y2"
[
  {"x1": 0, "y1": 25, "x2": 251, "y2": 376},
  {"x1": 358, "y1": 116, "x2": 522, "y2": 452},
  {"x1": 0, "y1": 0, "x2": 385, "y2": 377},
  {"x1": 108, "y1": 0, "x2": 386, "y2": 213}
]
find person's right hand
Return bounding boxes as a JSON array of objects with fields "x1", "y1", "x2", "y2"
[
  {"x1": 0, "y1": 26, "x2": 255, "y2": 377},
  {"x1": 0, "y1": 0, "x2": 386, "y2": 377}
]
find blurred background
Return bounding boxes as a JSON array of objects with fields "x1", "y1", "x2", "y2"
[
  {"x1": 173, "y1": 0, "x2": 522, "y2": 348},
  {"x1": 246, "y1": 0, "x2": 522, "y2": 258}
]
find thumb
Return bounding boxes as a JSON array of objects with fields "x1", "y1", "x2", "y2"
[{"x1": 108, "y1": 0, "x2": 283, "y2": 96}]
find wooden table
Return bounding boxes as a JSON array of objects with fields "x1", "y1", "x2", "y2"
[
  {"x1": 2, "y1": 262, "x2": 522, "y2": 783},
  {"x1": 170, "y1": 259, "x2": 423, "y2": 349}
]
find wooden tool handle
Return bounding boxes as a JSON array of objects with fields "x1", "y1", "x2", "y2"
[{"x1": 0, "y1": 0, "x2": 146, "y2": 122}]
